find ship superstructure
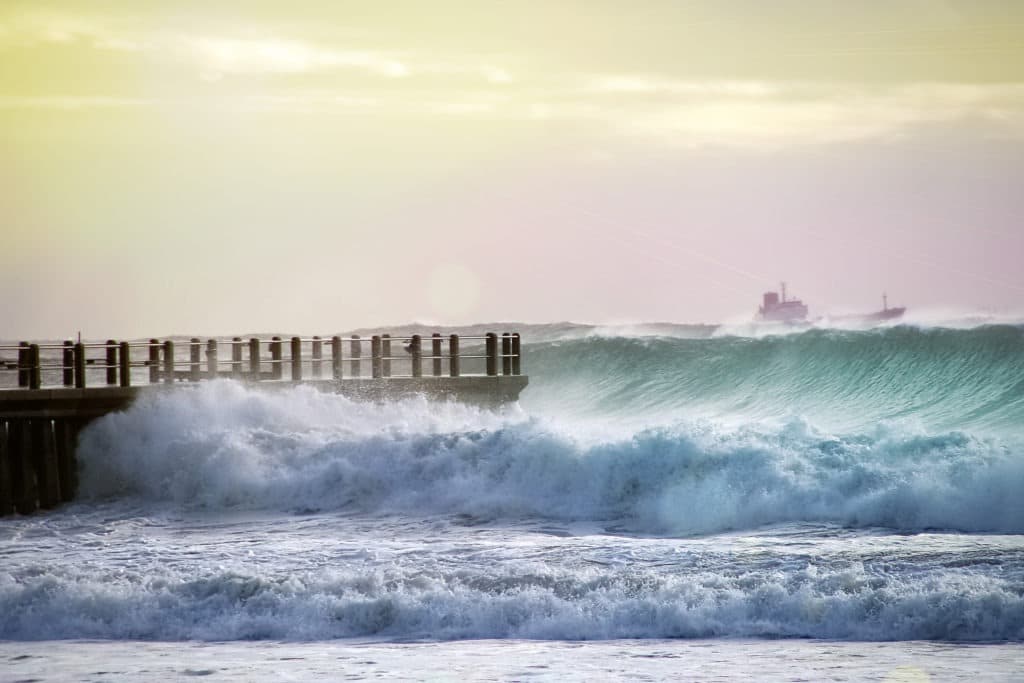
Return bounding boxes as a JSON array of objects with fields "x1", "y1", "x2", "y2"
[{"x1": 758, "y1": 283, "x2": 809, "y2": 323}]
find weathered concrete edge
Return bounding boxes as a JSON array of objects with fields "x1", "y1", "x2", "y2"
[{"x1": 0, "y1": 375, "x2": 529, "y2": 418}]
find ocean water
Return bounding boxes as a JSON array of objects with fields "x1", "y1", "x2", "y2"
[{"x1": 2, "y1": 322, "x2": 1023, "y2": 680}]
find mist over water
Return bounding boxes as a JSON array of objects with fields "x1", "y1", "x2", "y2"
[{"x1": 3, "y1": 320, "x2": 1023, "y2": 644}]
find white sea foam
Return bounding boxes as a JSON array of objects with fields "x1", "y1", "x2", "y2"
[
  {"x1": 75, "y1": 382, "x2": 1024, "y2": 534},
  {"x1": 2, "y1": 545, "x2": 1022, "y2": 641}
]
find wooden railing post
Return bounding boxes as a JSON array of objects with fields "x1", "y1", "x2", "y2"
[
  {"x1": 63, "y1": 341, "x2": 74, "y2": 387},
  {"x1": 148, "y1": 339, "x2": 160, "y2": 384},
  {"x1": 249, "y1": 338, "x2": 260, "y2": 379},
  {"x1": 291, "y1": 337, "x2": 302, "y2": 381},
  {"x1": 312, "y1": 336, "x2": 322, "y2": 379},
  {"x1": 119, "y1": 341, "x2": 130, "y2": 387},
  {"x1": 349, "y1": 335, "x2": 361, "y2": 377},
  {"x1": 232, "y1": 338, "x2": 243, "y2": 378},
  {"x1": 432, "y1": 333, "x2": 442, "y2": 377},
  {"x1": 512, "y1": 333, "x2": 521, "y2": 376},
  {"x1": 381, "y1": 334, "x2": 392, "y2": 377},
  {"x1": 449, "y1": 334, "x2": 460, "y2": 377},
  {"x1": 371, "y1": 335, "x2": 382, "y2": 379},
  {"x1": 163, "y1": 340, "x2": 175, "y2": 384},
  {"x1": 74, "y1": 343, "x2": 86, "y2": 388},
  {"x1": 501, "y1": 332, "x2": 512, "y2": 376},
  {"x1": 106, "y1": 340, "x2": 118, "y2": 385},
  {"x1": 189, "y1": 338, "x2": 201, "y2": 382},
  {"x1": 207, "y1": 339, "x2": 218, "y2": 380},
  {"x1": 17, "y1": 342, "x2": 28, "y2": 388},
  {"x1": 485, "y1": 333, "x2": 498, "y2": 376},
  {"x1": 331, "y1": 336, "x2": 343, "y2": 380},
  {"x1": 270, "y1": 337, "x2": 283, "y2": 380},
  {"x1": 29, "y1": 344, "x2": 41, "y2": 390},
  {"x1": 411, "y1": 335, "x2": 422, "y2": 377}
]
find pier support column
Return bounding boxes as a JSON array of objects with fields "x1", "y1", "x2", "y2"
[
  {"x1": 9, "y1": 419, "x2": 37, "y2": 515},
  {"x1": 0, "y1": 420, "x2": 12, "y2": 516},
  {"x1": 32, "y1": 419, "x2": 60, "y2": 509},
  {"x1": 55, "y1": 419, "x2": 78, "y2": 502}
]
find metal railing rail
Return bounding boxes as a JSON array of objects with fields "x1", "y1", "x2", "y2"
[{"x1": 0, "y1": 332, "x2": 522, "y2": 390}]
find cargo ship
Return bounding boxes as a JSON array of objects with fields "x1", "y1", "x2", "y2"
[
  {"x1": 757, "y1": 283, "x2": 809, "y2": 323},
  {"x1": 839, "y1": 293, "x2": 906, "y2": 323}
]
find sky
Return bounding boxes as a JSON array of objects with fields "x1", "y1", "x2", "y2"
[{"x1": 2, "y1": 0, "x2": 1023, "y2": 339}]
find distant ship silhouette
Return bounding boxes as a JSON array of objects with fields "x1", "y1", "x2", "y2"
[{"x1": 756, "y1": 284, "x2": 905, "y2": 324}]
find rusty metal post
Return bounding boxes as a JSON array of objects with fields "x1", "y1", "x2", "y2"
[
  {"x1": 163, "y1": 340, "x2": 175, "y2": 384},
  {"x1": 381, "y1": 334, "x2": 392, "y2": 377},
  {"x1": 449, "y1": 334, "x2": 460, "y2": 377},
  {"x1": 119, "y1": 341, "x2": 130, "y2": 387},
  {"x1": 291, "y1": 336, "x2": 302, "y2": 381},
  {"x1": 74, "y1": 343, "x2": 86, "y2": 388},
  {"x1": 486, "y1": 333, "x2": 498, "y2": 377},
  {"x1": 232, "y1": 338, "x2": 243, "y2": 378},
  {"x1": 331, "y1": 336, "x2": 343, "y2": 380},
  {"x1": 17, "y1": 342, "x2": 28, "y2": 388},
  {"x1": 63, "y1": 341, "x2": 74, "y2": 387},
  {"x1": 249, "y1": 338, "x2": 260, "y2": 379},
  {"x1": 432, "y1": 333, "x2": 442, "y2": 377},
  {"x1": 270, "y1": 337, "x2": 283, "y2": 380},
  {"x1": 349, "y1": 335, "x2": 361, "y2": 377},
  {"x1": 411, "y1": 335, "x2": 422, "y2": 377},
  {"x1": 501, "y1": 333, "x2": 512, "y2": 376},
  {"x1": 312, "y1": 336, "x2": 322, "y2": 379},
  {"x1": 206, "y1": 339, "x2": 218, "y2": 380},
  {"x1": 512, "y1": 333, "x2": 521, "y2": 375},
  {"x1": 371, "y1": 335, "x2": 382, "y2": 379},
  {"x1": 148, "y1": 339, "x2": 160, "y2": 384},
  {"x1": 106, "y1": 340, "x2": 118, "y2": 385},
  {"x1": 29, "y1": 344, "x2": 41, "y2": 389},
  {"x1": 189, "y1": 338, "x2": 201, "y2": 382}
]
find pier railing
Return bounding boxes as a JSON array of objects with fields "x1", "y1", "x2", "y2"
[{"x1": 0, "y1": 332, "x2": 522, "y2": 390}]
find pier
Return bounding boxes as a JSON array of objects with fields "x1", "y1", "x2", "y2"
[{"x1": 0, "y1": 332, "x2": 526, "y2": 516}]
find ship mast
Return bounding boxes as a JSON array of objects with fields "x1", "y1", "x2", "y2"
[
  {"x1": 883, "y1": 292, "x2": 888, "y2": 311},
  {"x1": 781, "y1": 281, "x2": 787, "y2": 303}
]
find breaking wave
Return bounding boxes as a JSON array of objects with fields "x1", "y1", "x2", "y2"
[{"x1": 76, "y1": 382, "x2": 1024, "y2": 535}]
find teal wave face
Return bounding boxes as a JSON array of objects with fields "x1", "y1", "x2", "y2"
[{"x1": 522, "y1": 325, "x2": 1024, "y2": 433}]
